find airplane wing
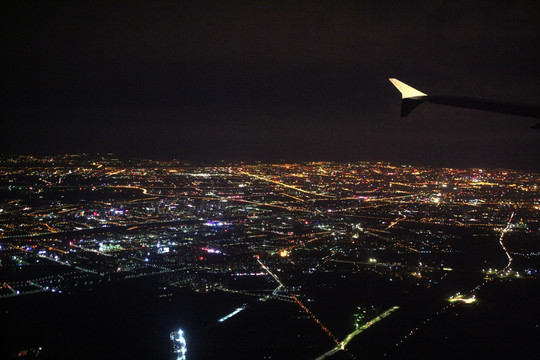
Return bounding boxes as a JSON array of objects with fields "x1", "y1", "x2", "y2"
[
  {"x1": 388, "y1": 78, "x2": 427, "y2": 117},
  {"x1": 389, "y1": 78, "x2": 540, "y2": 128}
]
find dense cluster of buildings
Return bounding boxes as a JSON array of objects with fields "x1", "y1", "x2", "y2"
[{"x1": 1, "y1": 154, "x2": 538, "y2": 300}]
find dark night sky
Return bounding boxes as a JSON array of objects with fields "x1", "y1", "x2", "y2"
[{"x1": 3, "y1": 0, "x2": 540, "y2": 170}]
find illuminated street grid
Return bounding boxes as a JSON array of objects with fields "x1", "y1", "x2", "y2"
[{"x1": 1, "y1": 154, "x2": 539, "y2": 357}]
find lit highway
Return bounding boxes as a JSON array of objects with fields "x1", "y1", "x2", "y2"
[
  {"x1": 498, "y1": 211, "x2": 515, "y2": 271},
  {"x1": 239, "y1": 171, "x2": 336, "y2": 199},
  {"x1": 315, "y1": 306, "x2": 399, "y2": 360}
]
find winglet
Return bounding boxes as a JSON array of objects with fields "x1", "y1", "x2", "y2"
[{"x1": 389, "y1": 78, "x2": 427, "y2": 99}]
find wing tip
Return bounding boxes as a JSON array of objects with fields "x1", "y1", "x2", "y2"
[{"x1": 389, "y1": 78, "x2": 427, "y2": 99}]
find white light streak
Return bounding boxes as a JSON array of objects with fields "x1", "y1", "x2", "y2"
[{"x1": 218, "y1": 305, "x2": 247, "y2": 323}]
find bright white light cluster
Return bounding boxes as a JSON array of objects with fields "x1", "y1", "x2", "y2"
[{"x1": 170, "y1": 329, "x2": 187, "y2": 360}]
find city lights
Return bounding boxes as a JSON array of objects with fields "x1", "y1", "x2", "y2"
[{"x1": 0, "y1": 154, "x2": 538, "y2": 359}]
